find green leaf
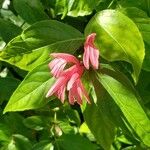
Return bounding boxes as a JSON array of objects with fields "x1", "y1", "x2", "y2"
[
  {"x1": 143, "y1": 44, "x2": 150, "y2": 71},
  {"x1": 84, "y1": 100, "x2": 115, "y2": 150},
  {"x1": 23, "y1": 116, "x2": 45, "y2": 131},
  {"x1": 136, "y1": 70, "x2": 150, "y2": 105},
  {"x1": 97, "y1": 71, "x2": 150, "y2": 146},
  {"x1": 54, "y1": 0, "x2": 100, "y2": 18},
  {"x1": 57, "y1": 121, "x2": 74, "y2": 134},
  {"x1": 7, "y1": 134, "x2": 32, "y2": 150},
  {"x1": 0, "y1": 113, "x2": 32, "y2": 144},
  {"x1": 117, "y1": 135, "x2": 132, "y2": 145},
  {"x1": 0, "y1": 124, "x2": 11, "y2": 143},
  {"x1": 0, "y1": 77, "x2": 20, "y2": 103},
  {"x1": 83, "y1": 71, "x2": 118, "y2": 149},
  {"x1": 63, "y1": 106, "x2": 81, "y2": 126},
  {"x1": 56, "y1": 134, "x2": 98, "y2": 150},
  {"x1": 0, "y1": 9, "x2": 27, "y2": 29},
  {"x1": 13, "y1": 0, "x2": 48, "y2": 24},
  {"x1": 32, "y1": 141, "x2": 53, "y2": 150},
  {"x1": 85, "y1": 10, "x2": 145, "y2": 83},
  {"x1": 88, "y1": 65, "x2": 140, "y2": 143},
  {"x1": 119, "y1": 7, "x2": 150, "y2": 71},
  {"x1": 0, "y1": 19, "x2": 22, "y2": 43},
  {"x1": 0, "y1": 20, "x2": 84, "y2": 71},
  {"x1": 118, "y1": 0, "x2": 150, "y2": 16},
  {"x1": 95, "y1": 0, "x2": 117, "y2": 12},
  {"x1": 3, "y1": 61, "x2": 55, "y2": 113},
  {"x1": 79, "y1": 123, "x2": 95, "y2": 141}
]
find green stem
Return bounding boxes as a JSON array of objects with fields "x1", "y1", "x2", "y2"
[{"x1": 107, "y1": 0, "x2": 116, "y2": 9}]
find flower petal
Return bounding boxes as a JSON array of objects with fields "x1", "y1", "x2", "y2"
[
  {"x1": 56, "y1": 85, "x2": 66, "y2": 103},
  {"x1": 76, "y1": 86, "x2": 82, "y2": 105},
  {"x1": 56, "y1": 63, "x2": 66, "y2": 77},
  {"x1": 51, "y1": 53, "x2": 79, "y2": 64},
  {"x1": 46, "y1": 76, "x2": 66, "y2": 98},
  {"x1": 61, "y1": 64, "x2": 78, "y2": 77},
  {"x1": 89, "y1": 46, "x2": 99, "y2": 69},
  {"x1": 60, "y1": 85, "x2": 66, "y2": 103},
  {"x1": 83, "y1": 46, "x2": 90, "y2": 69},
  {"x1": 67, "y1": 73, "x2": 79, "y2": 90},
  {"x1": 49, "y1": 58, "x2": 60, "y2": 70},
  {"x1": 47, "y1": 52, "x2": 90, "y2": 105},
  {"x1": 69, "y1": 89, "x2": 75, "y2": 105},
  {"x1": 85, "y1": 33, "x2": 96, "y2": 46},
  {"x1": 78, "y1": 79, "x2": 90, "y2": 103},
  {"x1": 50, "y1": 59, "x2": 67, "y2": 78},
  {"x1": 83, "y1": 33, "x2": 99, "y2": 70},
  {"x1": 94, "y1": 49, "x2": 99, "y2": 69}
]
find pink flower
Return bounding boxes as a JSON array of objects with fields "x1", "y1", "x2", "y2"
[
  {"x1": 46, "y1": 53, "x2": 90, "y2": 105},
  {"x1": 49, "y1": 53, "x2": 79, "y2": 78},
  {"x1": 83, "y1": 33, "x2": 99, "y2": 69},
  {"x1": 68, "y1": 77, "x2": 90, "y2": 105}
]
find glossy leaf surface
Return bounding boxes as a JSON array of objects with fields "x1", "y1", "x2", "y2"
[
  {"x1": 97, "y1": 70, "x2": 150, "y2": 146},
  {"x1": 3, "y1": 62, "x2": 55, "y2": 113},
  {"x1": 0, "y1": 20, "x2": 84, "y2": 71},
  {"x1": 85, "y1": 10, "x2": 145, "y2": 82}
]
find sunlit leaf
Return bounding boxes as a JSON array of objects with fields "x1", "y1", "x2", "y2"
[
  {"x1": 85, "y1": 10, "x2": 145, "y2": 83},
  {"x1": 54, "y1": 0, "x2": 100, "y2": 18},
  {"x1": 3, "y1": 61, "x2": 54, "y2": 113},
  {"x1": 97, "y1": 69, "x2": 150, "y2": 146},
  {"x1": 84, "y1": 99, "x2": 115, "y2": 149},
  {"x1": 0, "y1": 20, "x2": 84, "y2": 71}
]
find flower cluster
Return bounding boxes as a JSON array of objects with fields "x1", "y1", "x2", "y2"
[{"x1": 46, "y1": 33, "x2": 99, "y2": 105}]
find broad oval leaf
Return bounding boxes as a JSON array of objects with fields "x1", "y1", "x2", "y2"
[
  {"x1": 97, "y1": 71, "x2": 150, "y2": 147},
  {"x1": 0, "y1": 20, "x2": 84, "y2": 71},
  {"x1": 85, "y1": 10, "x2": 145, "y2": 83},
  {"x1": 3, "y1": 61, "x2": 55, "y2": 113}
]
